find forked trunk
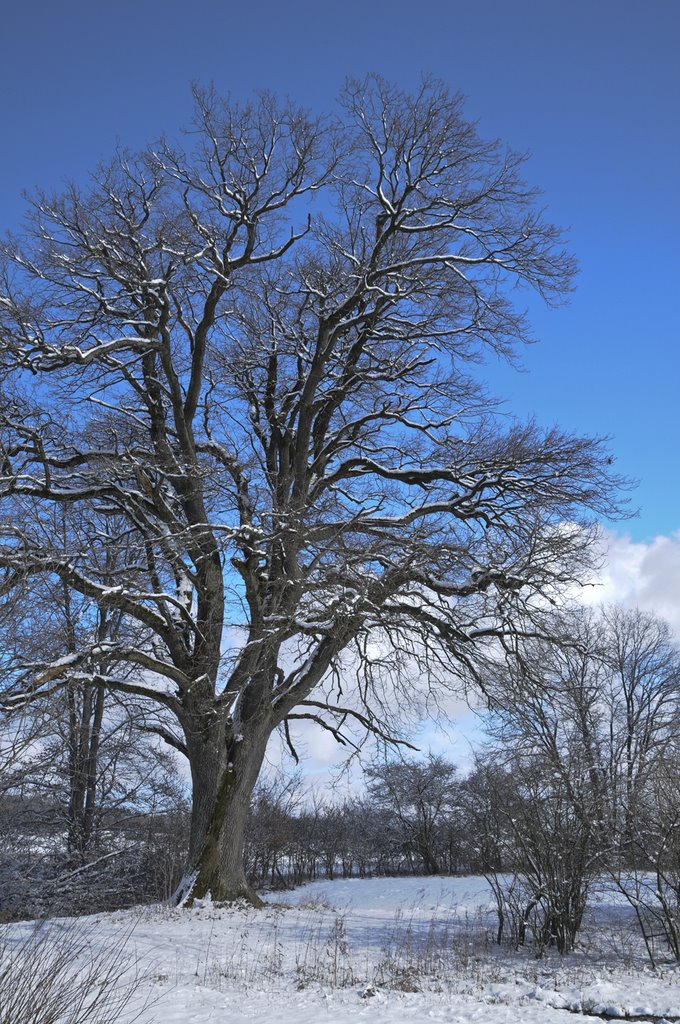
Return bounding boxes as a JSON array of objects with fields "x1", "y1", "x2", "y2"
[{"x1": 179, "y1": 723, "x2": 270, "y2": 906}]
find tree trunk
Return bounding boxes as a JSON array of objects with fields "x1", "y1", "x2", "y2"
[
  {"x1": 82, "y1": 684, "x2": 105, "y2": 850},
  {"x1": 180, "y1": 721, "x2": 270, "y2": 906}
]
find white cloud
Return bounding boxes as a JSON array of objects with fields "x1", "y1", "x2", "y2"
[{"x1": 582, "y1": 528, "x2": 680, "y2": 637}]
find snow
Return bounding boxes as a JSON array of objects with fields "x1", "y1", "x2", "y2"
[{"x1": 3, "y1": 876, "x2": 680, "y2": 1023}]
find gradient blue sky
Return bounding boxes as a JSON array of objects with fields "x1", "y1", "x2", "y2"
[{"x1": 2, "y1": 0, "x2": 678, "y2": 541}]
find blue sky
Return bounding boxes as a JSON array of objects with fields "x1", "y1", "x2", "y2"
[{"x1": 2, "y1": 0, "x2": 678, "y2": 542}]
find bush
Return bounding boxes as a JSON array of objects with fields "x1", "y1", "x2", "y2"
[{"x1": 0, "y1": 919, "x2": 152, "y2": 1023}]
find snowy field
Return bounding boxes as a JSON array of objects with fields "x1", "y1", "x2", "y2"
[{"x1": 3, "y1": 875, "x2": 680, "y2": 1023}]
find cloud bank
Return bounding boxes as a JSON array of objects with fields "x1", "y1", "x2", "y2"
[{"x1": 583, "y1": 529, "x2": 680, "y2": 637}]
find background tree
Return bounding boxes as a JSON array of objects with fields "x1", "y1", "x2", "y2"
[
  {"x1": 620, "y1": 737, "x2": 680, "y2": 966},
  {"x1": 0, "y1": 76, "x2": 622, "y2": 904},
  {"x1": 479, "y1": 604, "x2": 680, "y2": 956},
  {"x1": 484, "y1": 605, "x2": 680, "y2": 847},
  {"x1": 0, "y1": 510, "x2": 189, "y2": 917},
  {"x1": 365, "y1": 754, "x2": 460, "y2": 875},
  {"x1": 476, "y1": 750, "x2": 595, "y2": 954}
]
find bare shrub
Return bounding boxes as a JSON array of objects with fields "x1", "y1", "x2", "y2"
[{"x1": 0, "y1": 919, "x2": 152, "y2": 1024}]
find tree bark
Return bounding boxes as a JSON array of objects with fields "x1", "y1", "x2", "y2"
[{"x1": 180, "y1": 717, "x2": 270, "y2": 905}]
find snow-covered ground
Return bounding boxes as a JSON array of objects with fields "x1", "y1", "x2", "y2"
[{"x1": 3, "y1": 876, "x2": 680, "y2": 1023}]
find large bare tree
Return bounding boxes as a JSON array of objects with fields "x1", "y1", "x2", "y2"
[{"x1": 0, "y1": 76, "x2": 621, "y2": 903}]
